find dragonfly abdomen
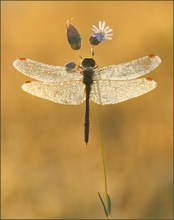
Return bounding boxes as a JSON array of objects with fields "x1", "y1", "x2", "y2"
[
  {"x1": 84, "y1": 84, "x2": 90, "y2": 144},
  {"x1": 83, "y1": 68, "x2": 94, "y2": 145}
]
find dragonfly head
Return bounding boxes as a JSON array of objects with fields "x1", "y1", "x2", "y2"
[{"x1": 81, "y1": 58, "x2": 96, "y2": 69}]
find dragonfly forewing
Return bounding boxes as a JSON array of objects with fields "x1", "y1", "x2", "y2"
[
  {"x1": 93, "y1": 55, "x2": 161, "y2": 81},
  {"x1": 13, "y1": 58, "x2": 82, "y2": 82},
  {"x1": 90, "y1": 78, "x2": 157, "y2": 105},
  {"x1": 22, "y1": 81, "x2": 85, "y2": 105}
]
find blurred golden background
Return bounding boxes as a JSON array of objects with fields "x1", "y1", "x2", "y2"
[{"x1": 1, "y1": 1, "x2": 173, "y2": 219}]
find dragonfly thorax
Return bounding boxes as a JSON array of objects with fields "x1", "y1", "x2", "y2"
[
  {"x1": 81, "y1": 58, "x2": 95, "y2": 86},
  {"x1": 83, "y1": 69, "x2": 94, "y2": 85}
]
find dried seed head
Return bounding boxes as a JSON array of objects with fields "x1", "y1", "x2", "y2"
[{"x1": 66, "y1": 19, "x2": 82, "y2": 50}]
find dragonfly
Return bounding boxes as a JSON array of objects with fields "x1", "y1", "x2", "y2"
[{"x1": 13, "y1": 55, "x2": 161, "y2": 144}]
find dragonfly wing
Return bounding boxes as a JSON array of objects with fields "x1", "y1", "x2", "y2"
[
  {"x1": 94, "y1": 55, "x2": 161, "y2": 80},
  {"x1": 22, "y1": 81, "x2": 85, "y2": 105},
  {"x1": 13, "y1": 58, "x2": 82, "y2": 82},
  {"x1": 90, "y1": 78, "x2": 157, "y2": 105}
]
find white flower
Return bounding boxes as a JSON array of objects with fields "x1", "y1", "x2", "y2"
[{"x1": 91, "y1": 21, "x2": 113, "y2": 41}]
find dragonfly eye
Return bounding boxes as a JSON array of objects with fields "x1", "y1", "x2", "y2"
[{"x1": 82, "y1": 58, "x2": 96, "y2": 68}]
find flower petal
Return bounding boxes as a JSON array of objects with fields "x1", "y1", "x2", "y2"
[
  {"x1": 101, "y1": 21, "x2": 105, "y2": 31},
  {"x1": 92, "y1": 25, "x2": 99, "y2": 32},
  {"x1": 105, "y1": 33, "x2": 114, "y2": 36},
  {"x1": 99, "y1": 21, "x2": 102, "y2": 30},
  {"x1": 104, "y1": 26, "x2": 110, "y2": 30},
  {"x1": 105, "y1": 36, "x2": 112, "y2": 40},
  {"x1": 105, "y1": 28, "x2": 113, "y2": 33}
]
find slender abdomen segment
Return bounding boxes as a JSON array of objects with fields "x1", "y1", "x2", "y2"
[
  {"x1": 82, "y1": 68, "x2": 94, "y2": 145},
  {"x1": 84, "y1": 84, "x2": 90, "y2": 144}
]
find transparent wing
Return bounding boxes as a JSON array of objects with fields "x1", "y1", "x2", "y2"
[
  {"x1": 13, "y1": 58, "x2": 82, "y2": 82},
  {"x1": 90, "y1": 78, "x2": 157, "y2": 105},
  {"x1": 94, "y1": 55, "x2": 161, "y2": 81},
  {"x1": 22, "y1": 81, "x2": 85, "y2": 105}
]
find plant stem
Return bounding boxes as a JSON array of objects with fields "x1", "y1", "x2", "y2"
[{"x1": 94, "y1": 103, "x2": 109, "y2": 219}]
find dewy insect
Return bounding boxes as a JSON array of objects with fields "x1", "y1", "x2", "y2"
[{"x1": 13, "y1": 20, "x2": 161, "y2": 144}]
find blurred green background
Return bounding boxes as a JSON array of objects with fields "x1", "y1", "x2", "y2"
[{"x1": 1, "y1": 1, "x2": 173, "y2": 219}]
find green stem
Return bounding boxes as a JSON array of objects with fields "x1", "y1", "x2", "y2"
[{"x1": 94, "y1": 103, "x2": 109, "y2": 218}]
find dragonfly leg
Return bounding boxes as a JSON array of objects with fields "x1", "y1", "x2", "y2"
[{"x1": 77, "y1": 52, "x2": 83, "y2": 60}]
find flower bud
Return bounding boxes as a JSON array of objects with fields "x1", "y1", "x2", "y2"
[
  {"x1": 66, "y1": 19, "x2": 82, "y2": 50},
  {"x1": 65, "y1": 61, "x2": 76, "y2": 71},
  {"x1": 89, "y1": 33, "x2": 104, "y2": 45}
]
